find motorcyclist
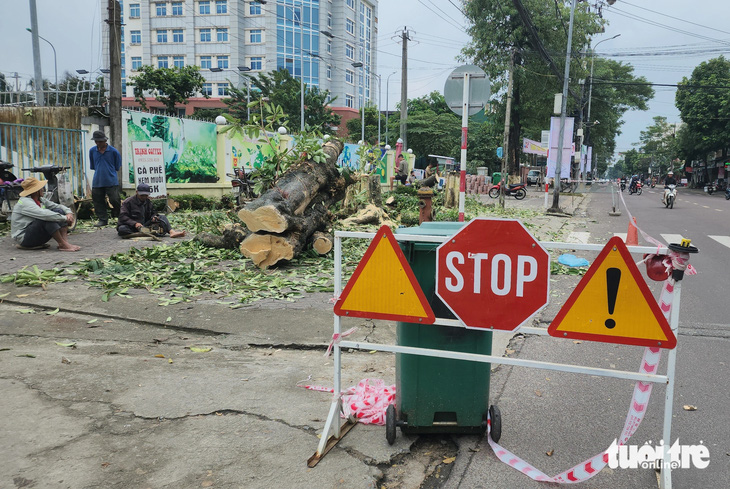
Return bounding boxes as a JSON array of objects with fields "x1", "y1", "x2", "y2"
[
  {"x1": 662, "y1": 171, "x2": 677, "y2": 205},
  {"x1": 629, "y1": 174, "x2": 639, "y2": 193}
]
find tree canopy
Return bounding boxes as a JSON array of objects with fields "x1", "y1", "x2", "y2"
[
  {"x1": 130, "y1": 65, "x2": 207, "y2": 114},
  {"x1": 675, "y1": 56, "x2": 730, "y2": 159}
]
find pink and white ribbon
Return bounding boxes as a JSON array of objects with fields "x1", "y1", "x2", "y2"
[
  {"x1": 301, "y1": 378, "x2": 395, "y2": 426},
  {"x1": 324, "y1": 327, "x2": 357, "y2": 357},
  {"x1": 486, "y1": 251, "x2": 693, "y2": 483}
]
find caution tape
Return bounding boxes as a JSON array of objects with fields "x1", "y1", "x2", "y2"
[
  {"x1": 300, "y1": 378, "x2": 395, "y2": 426},
  {"x1": 486, "y1": 251, "x2": 693, "y2": 483}
]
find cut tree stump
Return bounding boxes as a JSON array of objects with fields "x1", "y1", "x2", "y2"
[
  {"x1": 311, "y1": 231, "x2": 333, "y2": 255},
  {"x1": 237, "y1": 140, "x2": 345, "y2": 233},
  {"x1": 194, "y1": 223, "x2": 250, "y2": 249}
]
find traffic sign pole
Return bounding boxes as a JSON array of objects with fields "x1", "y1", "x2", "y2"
[{"x1": 459, "y1": 73, "x2": 470, "y2": 222}]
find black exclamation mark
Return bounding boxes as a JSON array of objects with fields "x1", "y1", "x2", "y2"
[{"x1": 605, "y1": 268, "x2": 621, "y2": 329}]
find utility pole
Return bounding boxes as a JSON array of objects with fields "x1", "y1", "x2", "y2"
[
  {"x1": 107, "y1": 0, "x2": 123, "y2": 184},
  {"x1": 551, "y1": 0, "x2": 578, "y2": 212},
  {"x1": 28, "y1": 0, "x2": 45, "y2": 106},
  {"x1": 499, "y1": 50, "x2": 515, "y2": 209},
  {"x1": 399, "y1": 27, "x2": 410, "y2": 151}
]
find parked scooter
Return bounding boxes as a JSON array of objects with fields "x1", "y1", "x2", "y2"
[
  {"x1": 0, "y1": 160, "x2": 22, "y2": 221},
  {"x1": 488, "y1": 181, "x2": 527, "y2": 200},
  {"x1": 225, "y1": 167, "x2": 256, "y2": 206},
  {"x1": 664, "y1": 184, "x2": 677, "y2": 209}
]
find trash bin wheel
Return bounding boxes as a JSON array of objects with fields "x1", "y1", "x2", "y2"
[
  {"x1": 489, "y1": 405, "x2": 502, "y2": 443},
  {"x1": 386, "y1": 403, "x2": 397, "y2": 445}
]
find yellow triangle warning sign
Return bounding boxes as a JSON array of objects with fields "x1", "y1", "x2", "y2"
[
  {"x1": 334, "y1": 226, "x2": 435, "y2": 323},
  {"x1": 548, "y1": 237, "x2": 676, "y2": 349}
]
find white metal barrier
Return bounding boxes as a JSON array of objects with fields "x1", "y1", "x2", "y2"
[{"x1": 313, "y1": 230, "x2": 685, "y2": 489}]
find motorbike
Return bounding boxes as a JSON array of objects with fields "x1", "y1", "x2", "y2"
[
  {"x1": 664, "y1": 184, "x2": 677, "y2": 209},
  {"x1": 725, "y1": 186, "x2": 730, "y2": 200},
  {"x1": 488, "y1": 182, "x2": 527, "y2": 200},
  {"x1": 704, "y1": 183, "x2": 716, "y2": 195},
  {"x1": 629, "y1": 181, "x2": 643, "y2": 195},
  {"x1": 620, "y1": 179, "x2": 626, "y2": 192},
  {"x1": 225, "y1": 167, "x2": 256, "y2": 206},
  {"x1": 0, "y1": 161, "x2": 22, "y2": 222}
]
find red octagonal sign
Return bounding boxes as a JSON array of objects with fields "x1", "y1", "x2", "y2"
[{"x1": 436, "y1": 218, "x2": 550, "y2": 331}]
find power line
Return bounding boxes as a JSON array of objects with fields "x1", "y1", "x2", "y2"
[{"x1": 620, "y1": 0, "x2": 730, "y2": 37}]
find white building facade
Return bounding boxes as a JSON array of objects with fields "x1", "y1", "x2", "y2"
[{"x1": 108, "y1": 0, "x2": 378, "y2": 111}]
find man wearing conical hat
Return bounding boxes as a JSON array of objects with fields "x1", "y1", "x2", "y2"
[{"x1": 10, "y1": 177, "x2": 80, "y2": 251}]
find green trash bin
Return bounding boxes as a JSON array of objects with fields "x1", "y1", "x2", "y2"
[
  {"x1": 491, "y1": 172, "x2": 502, "y2": 185},
  {"x1": 389, "y1": 222, "x2": 499, "y2": 442}
]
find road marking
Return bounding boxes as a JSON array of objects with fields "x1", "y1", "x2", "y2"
[
  {"x1": 566, "y1": 232, "x2": 590, "y2": 244},
  {"x1": 709, "y1": 235, "x2": 730, "y2": 249},
  {"x1": 692, "y1": 201, "x2": 698, "y2": 205},
  {"x1": 716, "y1": 208, "x2": 723, "y2": 212},
  {"x1": 702, "y1": 205, "x2": 710, "y2": 209},
  {"x1": 661, "y1": 234, "x2": 686, "y2": 246}
]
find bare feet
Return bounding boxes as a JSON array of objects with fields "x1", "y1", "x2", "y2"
[{"x1": 58, "y1": 244, "x2": 81, "y2": 252}]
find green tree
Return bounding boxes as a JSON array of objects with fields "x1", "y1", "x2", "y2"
[
  {"x1": 675, "y1": 56, "x2": 730, "y2": 160},
  {"x1": 130, "y1": 65, "x2": 207, "y2": 114},
  {"x1": 636, "y1": 116, "x2": 677, "y2": 177},
  {"x1": 226, "y1": 68, "x2": 340, "y2": 133}
]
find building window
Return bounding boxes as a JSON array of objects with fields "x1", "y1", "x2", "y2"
[
  {"x1": 249, "y1": 29, "x2": 262, "y2": 43},
  {"x1": 327, "y1": 40, "x2": 331, "y2": 54},
  {"x1": 131, "y1": 56, "x2": 142, "y2": 70},
  {"x1": 130, "y1": 30, "x2": 141, "y2": 44},
  {"x1": 173, "y1": 56, "x2": 185, "y2": 68},
  {"x1": 326, "y1": 65, "x2": 332, "y2": 79},
  {"x1": 217, "y1": 56, "x2": 229, "y2": 69},
  {"x1": 346, "y1": 18, "x2": 355, "y2": 35},
  {"x1": 172, "y1": 2, "x2": 183, "y2": 15},
  {"x1": 217, "y1": 83, "x2": 229, "y2": 96},
  {"x1": 345, "y1": 69, "x2": 354, "y2": 84},
  {"x1": 345, "y1": 94, "x2": 354, "y2": 108},
  {"x1": 347, "y1": 0, "x2": 356, "y2": 9},
  {"x1": 249, "y1": 1, "x2": 262, "y2": 15},
  {"x1": 327, "y1": 12, "x2": 332, "y2": 28},
  {"x1": 129, "y1": 3, "x2": 140, "y2": 17},
  {"x1": 200, "y1": 28, "x2": 211, "y2": 42},
  {"x1": 173, "y1": 29, "x2": 184, "y2": 43},
  {"x1": 217, "y1": 28, "x2": 228, "y2": 42},
  {"x1": 250, "y1": 56, "x2": 263, "y2": 70},
  {"x1": 345, "y1": 43, "x2": 354, "y2": 59},
  {"x1": 202, "y1": 83, "x2": 213, "y2": 96},
  {"x1": 199, "y1": 1, "x2": 210, "y2": 15},
  {"x1": 155, "y1": 3, "x2": 167, "y2": 16},
  {"x1": 216, "y1": 0, "x2": 227, "y2": 14},
  {"x1": 157, "y1": 30, "x2": 168, "y2": 43},
  {"x1": 158, "y1": 56, "x2": 169, "y2": 68},
  {"x1": 200, "y1": 56, "x2": 212, "y2": 69}
]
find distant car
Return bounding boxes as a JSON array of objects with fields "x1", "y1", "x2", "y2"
[{"x1": 527, "y1": 170, "x2": 541, "y2": 186}]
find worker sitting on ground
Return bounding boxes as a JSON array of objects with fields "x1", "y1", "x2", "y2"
[
  {"x1": 10, "y1": 177, "x2": 80, "y2": 252},
  {"x1": 117, "y1": 183, "x2": 184, "y2": 238},
  {"x1": 420, "y1": 161, "x2": 440, "y2": 188},
  {"x1": 406, "y1": 170, "x2": 417, "y2": 186}
]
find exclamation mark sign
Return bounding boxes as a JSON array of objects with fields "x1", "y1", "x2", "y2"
[{"x1": 605, "y1": 268, "x2": 621, "y2": 329}]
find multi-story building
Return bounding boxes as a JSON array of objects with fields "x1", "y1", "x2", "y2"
[{"x1": 106, "y1": 0, "x2": 378, "y2": 117}]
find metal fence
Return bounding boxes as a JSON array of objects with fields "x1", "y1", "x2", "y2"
[{"x1": 0, "y1": 123, "x2": 87, "y2": 197}]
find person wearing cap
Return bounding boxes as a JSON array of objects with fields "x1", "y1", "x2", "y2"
[
  {"x1": 89, "y1": 130, "x2": 122, "y2": 227},
  {"x1": 10, "y1": 177, "x2": 80, "y2": 251},
  {"x1": 662, "y1": 171, "x2": 677, "y2": 205},
  {"x1": 116, "y1": 183, "x2": 173, "y2": 237},
  {"x1": 390, "y1": 154, "x2": 409, "y2": 190}
]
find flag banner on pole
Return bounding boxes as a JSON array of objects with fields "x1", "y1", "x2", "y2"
[
  {"x1": 523, "y1": 138, "x2": 548, "y2": 156},
  {"x1": 547, "y1": 117, "x2": 574, "y2": 179}
]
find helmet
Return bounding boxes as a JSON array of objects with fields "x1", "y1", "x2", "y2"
[{"x1": 668, "y1": 171, "x2": 674, "y2": 175}]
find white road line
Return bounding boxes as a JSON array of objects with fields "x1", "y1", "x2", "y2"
[
  {"x1": 716, "y1": 208, "x2": 723, "y2": 212},
  {"x1": 566, "y1": 232, "x2": 591, "y2": 244},
  {"x1": 702, "y1": 205, "x2": 710, "y2": 209},
  {"x1": 661, "y1": 234, "x2": 686, "y2": 245},
  {"x1": 709, "y1": 235, "x2": 730, "y2": 249}
]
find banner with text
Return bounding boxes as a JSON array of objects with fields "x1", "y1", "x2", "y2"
[
  {"x1": 132, "y1": 141, "x2": 167, "y2": 198},
  {"x1": 523, "y1": 138, "x2": 548, "y2": 156},
  {"x1": 547, "y1": 117, "x2": 574, "y2": 179}
]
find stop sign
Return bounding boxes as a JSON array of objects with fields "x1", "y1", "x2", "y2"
[{"x1": 436, "y1": 218, "x2": 550, "y2": 331}]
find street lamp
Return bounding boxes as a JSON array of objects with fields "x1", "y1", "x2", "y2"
[
  {"x1": 238, "y1": 66, "x2": 252, "y2": 122},
  {"x1": 586, "y1": 34, "x2": 620, "y2": 131},
  {"x1": 385, "y1": 71, "x2": 397, "y2": 145},
  {"x1": 26, "y1": 28, "x2": 58, "y2": 105}
]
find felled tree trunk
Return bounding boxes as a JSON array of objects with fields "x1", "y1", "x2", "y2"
[
  {"x1": 311, "y1": 231, "x2": 333, "y2": 255},
  {"x1": 194, "y1": 223, "x2": 250, "y2": 249},
  {"x1": 238, "y1": 140, "x2": 345, "y2": 233},
  {"x1": 240, "y1": 195, "x2": 332, "y2": 269}
]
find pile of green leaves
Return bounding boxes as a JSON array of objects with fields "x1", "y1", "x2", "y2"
[{"x1": 0, "y1": 266, "x2": 73, "y2": 289}]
